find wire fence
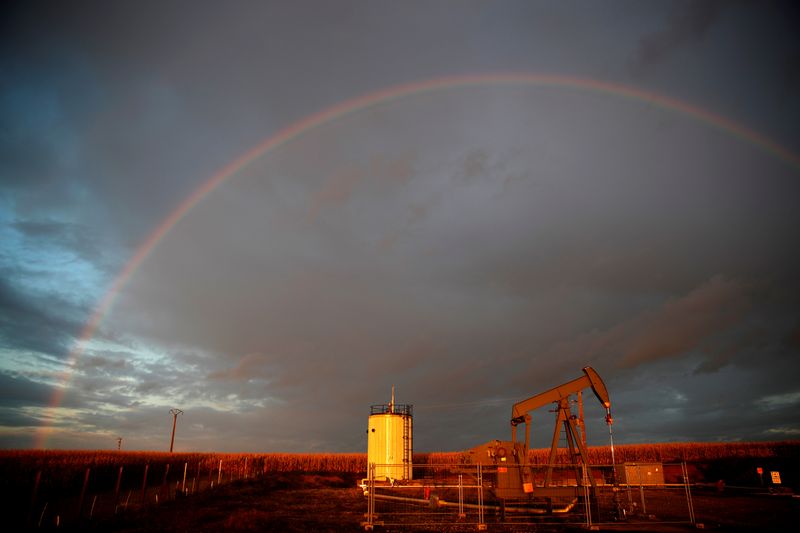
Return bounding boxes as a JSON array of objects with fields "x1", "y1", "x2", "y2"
[
  {"x1": 361, "y1": 462, "x2": 697, "y2": 530},
  {"x1": 14, "y1": 458, "x2": 262, "y2": 530},
  {"x1": 9, "y1": 457, "x2": 702, "y2": 530}
]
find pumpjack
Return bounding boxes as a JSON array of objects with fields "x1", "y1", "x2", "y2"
[{"x1": 462, "y1": 367, "x2": 613, "y2": 508}]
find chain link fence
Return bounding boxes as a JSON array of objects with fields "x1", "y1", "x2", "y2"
[{"x1": 362, "y1": 462, "x2": 696, "y2": 530}]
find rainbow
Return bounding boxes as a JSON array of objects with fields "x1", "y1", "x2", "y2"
[{"x1": 34, "y1": 73, "x2": 800, "y2": 448}]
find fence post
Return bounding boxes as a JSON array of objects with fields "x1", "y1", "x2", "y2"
[
  {"x1": 477, "y1": 463, "x2": 486, "y2": 530},
  {"x1": 77, "y1": 467, "x2": 91, "y2": 520},
  {"x1": 638, "y1": 464, "x2": 647, "y2": 515},
  {"x1": 38, "y1": 501, "x2": 48, "y2": 528},
  {"x1": 368, "y1": 462, "x2": 375, "y2": 529},
  {"x1": 681, "y1": 462, "x2": 696, "y2": 525},
  {"x1": 114, "y1": 466, "x2": 123, "y2": 512},
  {"x1": 182, "y1": 462, "x2": 188, "y2": 495},
  {"x1": 161, "y1": 464, "x2": 170, "y2": 502},
  {"x1": 582, "y1": 464, "x2": 592, "y2": 527},
  {"x1": 218, "y1": 459, "x2": 223, "y2": 486},
  {"x1": 360, "y1": 462, "x2": 377, "y2": 530},
  {"x1": 141, "y1": 464, "x2": 149, "y2": 506},
  {"x1": 27, "y1": 470, "x2": 41, "y2": 527},
  {"x1": 458, "y1": 473, "x2": 465, "y2": 519}
]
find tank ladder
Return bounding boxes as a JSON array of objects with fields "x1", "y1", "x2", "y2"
[{"x1": 402, "y1": 414, "x2": 412, "y2": 479}]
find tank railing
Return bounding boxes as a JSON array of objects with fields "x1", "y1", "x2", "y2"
[{"x1": 370, "y1": 404, "x2": 413, "y2": 416}]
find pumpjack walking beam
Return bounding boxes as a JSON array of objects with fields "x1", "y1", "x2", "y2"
[{"x1": 510, "y1": 367, "x2": 612, "y2": 485}]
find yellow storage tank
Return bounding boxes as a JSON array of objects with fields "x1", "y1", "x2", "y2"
[{"x1": 367, "y1": 389, "x2": 412, "y2": 481}]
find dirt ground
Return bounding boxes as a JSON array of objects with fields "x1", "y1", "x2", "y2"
[
  {"x1": 85, "y1": 474, "x2": 796, "y2": 533},
  {"x1": 682, "y1": 491, "x2": 798, "y2": 532},
  {"x1": 101, "y1": 473, "x2": 366, "y2": 533}
]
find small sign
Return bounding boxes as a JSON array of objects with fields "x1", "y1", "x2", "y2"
[
  {"x1": 523, "y1": 482, "x2": 533, "y2": 493},
  {"x1": 770, "y1": 471, "x2": 782, "y2": 484},
  {"x1": 497, "y1": 467, "x2": 507, "y2": 473}
]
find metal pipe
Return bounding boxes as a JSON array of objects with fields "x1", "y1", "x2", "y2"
[
  {"x1": 606, "y1": 407, "x2": 617, "y2": 485},
  {"x1": 369, "y1": 492, "x2": 578, "y2": 514}
]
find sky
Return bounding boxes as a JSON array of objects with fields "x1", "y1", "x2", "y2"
[{"x1": 1, "y1": 1, "x2": 799, "y2": 454}]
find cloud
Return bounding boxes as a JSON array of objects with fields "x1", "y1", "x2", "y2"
[
  {"x1": 74, "y1": 354, "x2": 127, "y2": 372},
  {"x1": 0, "y1": 271, "x2": 85, "y2": 357},
  {"x1": 12, "y1": 218, "x2": 120, "y2": 273},
  {"x1": 2, "y1": 1, "x2": 800, "y2": 452},
  {"x1": 307, "y1": 166, "x2": 366, "y2": 223},
  {"x1": 764, "y1": 427, "x2": 800, "y2": 436},
  {"x1": 208, "y1": 352, "x2": 273, "y2": 381},
  {"x1": 618, "y1": 276, "x2": 756, "y2": 367},
  {"x1": 462, "y1": 149, "x2": 489, "y2": 182},
  {"x1": 535, "y1": 276, "x2": 757, "y2": 372},
  {"x1": 0, "y1": 407, "x2": 42, "y2": 428},
  {"x1": 101, "y1": 82, "x2": 800, "y2": 450},
  {"x1": 632, "y1": 0, "x2": 730, "y2": 72},
  {"x1": 788, "y1": 323, "x2": 800, "y2": 349},
  {"x1": 0, "y1": 372, "x2": 58, "y2": 409},
  {"x1": 606, "y1": 358, "x2": 800, "y2": 443},
  {"x1": 307, "y1": 155, "x2": 414, "y2": 224},
  {"x1": 756, "y1": 391, "x2": 800, "y2": 411}
]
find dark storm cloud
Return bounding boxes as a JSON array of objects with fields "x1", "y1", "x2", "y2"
[
  {"x1": 0, "y1": 32, "x2": 102, "y2": 200},
  {"x1": 533, "y1": 276, "x2": 758, "y2": 371},
  {"x1": 609, "y1": 356, "x2": 800, "y2": 443},
  {"x1": 0, "y1": 370, "x2": 90, "y2": 421},
  {"x1": 0, "y1": 125, "x2": 61, "y2": 190},
  {"x1": 2, "y1": 1, "x2": 800, "y2": 452},
  {"x1": 0, "y1": 2, "x2": 266, "y2": 246},
  {"x1": 0, "y1": 407, "x2": 42, "y2": 428},
  {"x1": 0, "y1": 272, "x2": 85, "y2": 357},
  {"x1": 0, "y1": 372, "x2": 58, "y2": 409},
  {"x1": 102, "y1": 79, "x2": 800, "y2": 451}
]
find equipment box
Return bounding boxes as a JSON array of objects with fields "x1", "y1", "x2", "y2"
[{"x1": 615, "y1": 463, "x2": 665, "y2": 485}]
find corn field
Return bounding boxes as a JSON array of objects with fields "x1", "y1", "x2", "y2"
[
  {"x1": 1, "y1": 440, "x2": 795, "y2": 491},
  {"x1": 419, "y1": 440, "x2": 799, "y2": 465}
]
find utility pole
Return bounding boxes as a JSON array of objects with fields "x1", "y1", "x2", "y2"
[
  {"x1": 117, "y1": 437, "x2": 122, "y2": 451},
  {"x1": 169, "y1": 409, "x2": 183, "y2": 452}
]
